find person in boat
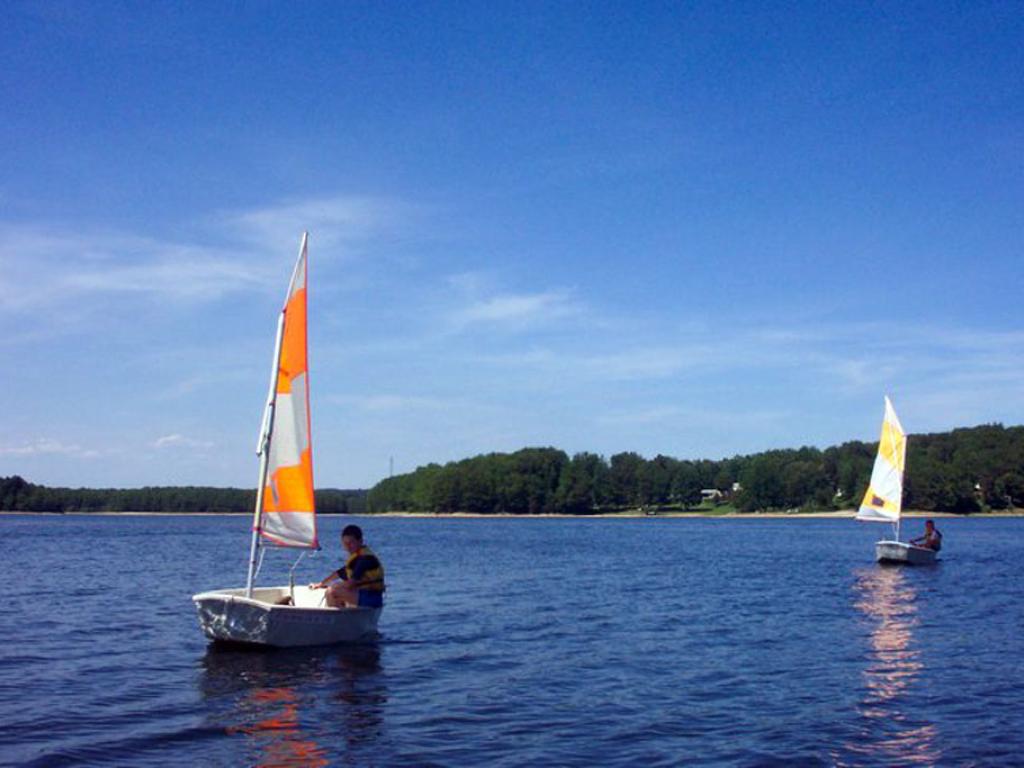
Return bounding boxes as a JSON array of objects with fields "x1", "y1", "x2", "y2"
[
  {"x1": 311, "y1": 524, "x2": 385, "y2": 608},
  {"x1": 910, "y1": 519, "x2": 943, "y2": 551}
]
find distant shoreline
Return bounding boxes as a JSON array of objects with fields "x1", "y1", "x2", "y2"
[{"x1": 3, "y1": 509, "x2": 1022, "y2": 519}]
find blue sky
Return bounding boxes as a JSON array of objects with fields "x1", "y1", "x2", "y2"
[{"x1": 2, "y1": 1, "x2": 1022, "y2": 489}]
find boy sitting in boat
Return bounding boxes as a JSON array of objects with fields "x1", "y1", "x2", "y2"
[
  {"x1": 910, "y1": 519, "x2": 943, "y2": 551},
  {"x1": 311, "y1": 524, "x2": 386, "y2": 608}
]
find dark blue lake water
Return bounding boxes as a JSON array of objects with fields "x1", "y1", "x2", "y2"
[{"x1": 1, "y1": 514, "x2": 1022, "y2": 767}]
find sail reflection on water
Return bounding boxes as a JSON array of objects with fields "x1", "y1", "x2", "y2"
[
  {"x1": 227, "y1": 687, "x2": 328, "y2": 768},
  {"x1": 842, "y1": 567, "x2": 940, "y2": 766},
  {"x1": 199, "y1": 644, "x2": 387, "y2": 766}
]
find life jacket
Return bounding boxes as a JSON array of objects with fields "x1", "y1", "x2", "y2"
[
  {"x1": 930, "y1": 528, "x2": 943, "y2": 551},
  {"x1": 343, "y1": 546, "x2": 386, "y2": 593}
]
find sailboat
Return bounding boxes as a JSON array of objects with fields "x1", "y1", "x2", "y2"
[
  {"x1": 856, "y1": 396, "x2": 937, "y2": 565},
  {"x1": 192, "y1": 233, "x2": 383, "y2": 646}
]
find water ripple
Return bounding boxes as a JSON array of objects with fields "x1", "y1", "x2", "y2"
[{"x1": 1, "y1": 515, "x2": 1023, "y2": 766}]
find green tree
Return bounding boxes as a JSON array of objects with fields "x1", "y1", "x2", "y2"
[
  {"x1": 609, "y1": 452, "x2": 644, "y2": 507},
  {"x1": 637, "y1": 455, "x2": 675, "y2": 506},
  {"x1": 671, "y1": 462, "x2": 703, "y2": 509},
  {"x1": 991, "y1": 472, "x2": 1024, "y2": 509},
  {"x1": 737, "y1": 453, "x2": 784, "y2": 511},
  {"x1": 555, "y1": 453, "x2": 606, "y2": 514}
]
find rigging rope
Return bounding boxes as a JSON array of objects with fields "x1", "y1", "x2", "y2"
[{"x1": 253, "y1": 546, "x2": 267, "y2": 582}]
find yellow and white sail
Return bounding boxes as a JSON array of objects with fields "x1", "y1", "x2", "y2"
[
  {"x1": 256, "y1": 233, "x2": 318, "y2": 549},
  {"x1": 856, "y1": 396, "x2": 906, "y2": 524}
]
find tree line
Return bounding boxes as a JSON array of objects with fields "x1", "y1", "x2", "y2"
[
  {"x1": 366, "y1": 424, "x2": 1024, "y2": 514},
  {"x1": 4, "y1": 423, "x2": 1022, "y2": 515},
  {"x1": 0, "y1": 476, "x2": 366, "y2": 514}
]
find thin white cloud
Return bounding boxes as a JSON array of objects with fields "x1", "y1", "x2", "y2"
[
  {"x1": 446, "y1": 271, "x2": 493, "y2": 294},
  {"x1": 0, "y1": 438, "x2": 100, "y2": 458},
  {"x1": 225, "y1": 195, "x2": 415, "y2": 257},
  {"x1": 64, "y1": 254, "x2": 266, "y2": 300},
  {"x1": 466, "y1": 320, "x2": 1024, "y2": 431},
  {"x1": 815, "y1": 324, "x2": 1024, "y2": 395},
  {"x1": 153, "y1": 366, "x2": 259, "y2": 400},
  {"x1": 0, "y1": 194, "x2": 415, "y2": 317},
  {"x1": 327, "y1": 394, "x2": 452, "y2": 413},
  {"x1": 594, "y1": 405, "x2": 688, "y2": 425},
  {"x1": 448, "y1": 290, "x2": 582, "y2": 332},
  {"x1": 580, "y1": 348, "x2": 693, "y2": 380},
  {"x1": 596, "y1": 405, "x2": 789, "y2": 429},
  {"x1": 153, "y1": 434, "x2": 215, "y2": 450},
  {"x1": 477, "y1": 345, "x2": 704, "y2": 382},
  {"x1": 0, "y1": 226, "x2": 271, "y2": 312},
  {"x1": 829, "y1": 359, "x2": 899, "y2": 390},
  {"x1": 439, "y1": 268, "x2": 587, "y2": 334}
]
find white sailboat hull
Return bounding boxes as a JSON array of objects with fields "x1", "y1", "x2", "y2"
[
  {"x1": 875, "y1": 540, "x2": 938, "y2": 566},
  {"x1": 192, "y1": 585, "x2": 381, "y2": 647}
]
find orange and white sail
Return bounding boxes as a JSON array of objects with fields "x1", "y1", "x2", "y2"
[
  {"x1": 258, "y1": 233, "x2": 318, "y2": 549},
  {"x1": 856, "y1": 396, "x2": 906, "y2": 524}
]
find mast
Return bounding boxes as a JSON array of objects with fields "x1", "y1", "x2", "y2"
[
  {"x1": 895, "y1": 432, "x2": 907, "y2": 543},
  {"x1": 246, "y1": 311, "x2": 286, "y2": 597}
]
